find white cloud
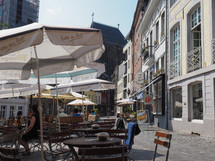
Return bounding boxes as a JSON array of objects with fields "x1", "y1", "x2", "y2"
[
  {"x1": 46, "y1": 6, "x2": 62, "y2": 15},
  {"x1": 57, "y1": 7, "x2": 62, "y2": 12},
  {"x1": 46, "y1": 9, "x2": 55, "y2": 15}
]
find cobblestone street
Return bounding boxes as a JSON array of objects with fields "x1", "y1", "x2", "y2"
[{"x1": 130, "y1": 124, "x2": 215, "y2": 161}]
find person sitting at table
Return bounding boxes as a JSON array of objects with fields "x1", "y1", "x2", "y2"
[
  {"x1": 16, "y1": 111, "x2": 23, "y2": 130},
  {"x1": 57, "y1": 108, "x2": 68, "y2": 122},
  {"x1": 20, "y1": 105, "x2": 40, "y2": 155},
  {"x1": 91, "y1": 110, "x2": 96, "y2": 115},
  {"x1": 73, "y1": 108, "x2": 81, "y2": 117}
]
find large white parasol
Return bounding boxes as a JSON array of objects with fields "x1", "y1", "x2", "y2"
[{"x1": 0, "y1": 23, "x2": 104, "y2": 161}]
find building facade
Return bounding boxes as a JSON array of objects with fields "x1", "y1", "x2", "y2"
[
  {"x1": 0, "y1": 0, "x2": 39, "y2": 29},
  {"x1": 91, "y1": 21, "x2": 127, "y2": 115},
  {"x1": 0, "y1": 98, "x2": 29, "y2": 119},
  {"x1": 168, "y1": 0, "x2": 215, "y2": 137},
  {"x1": 137, "y1": 0, "x2": 167, "y2": 128}
]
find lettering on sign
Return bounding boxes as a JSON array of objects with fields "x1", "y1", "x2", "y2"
[
  {"x1": 0, "y1": 36, "x2": 25, "y2": 53},
  {"x1": 61, "y1": 33, "x2": 83, "y2": 42},
  {"x1": 135, "y1": 72, "x2": 144, "y2": 84}
]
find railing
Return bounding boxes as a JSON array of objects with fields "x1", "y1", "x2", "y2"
[
  {"x1": 187, "y1": 46, "x2": 202, "y2": 73},
  {"x1": 169, "y1": 60, "x2": 180, "y2": 79},
  {"x1": 212, "y1": 39, "x2": 215, "y2": 64}
]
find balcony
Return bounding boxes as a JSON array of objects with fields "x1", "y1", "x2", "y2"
[
  {"x1": 187, "y1": 47, "x2": 202, "y2": 73},
  {"x1": 143, "y1": 51, "x2": 154, "y2": 66},
  {"x1": 212, "y1": 39, "x2": 215, "y2": 64},
  {"x1": 169, "y1": 60, "x2": 180, "y2": 79}
]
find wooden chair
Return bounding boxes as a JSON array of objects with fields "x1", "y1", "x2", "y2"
[
  {"x1": 87, "y1": 115, "x2": 97, "y2": 121},
  {"x1": 0, "y1": 127, "x2": 20, "y2": 148},
  {"x1": 153, "y1": 131, "x2": 172, "y2": 161},
  {"x1": 8, "y1": 119, "x2": 14, "y2": 127},
  {"x1": 60, "y1": 116, "x2": 71, "y2": 124},
  {"x1": 71, "y1": 116, "x2": 83, "y2": 124},
  {"x1": 48, "y1": 115, "x2": 54, "y2": 122},
  {"x1": 0, "y1": 146, "x2": 21, "y2": 161},
  {"x1": 44, "y1": 131, "x2": 77, "y2": 161},
  {"x1": 101, "y1": 118, "x2": 116, "y2": 122},
  {"x1": 78, "y1": 145, "x2": 128, "y2": 161}
]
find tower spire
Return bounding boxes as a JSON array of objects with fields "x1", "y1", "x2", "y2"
[{"x1": 92, "y1": 12, "x2": 94, "y2": 22}]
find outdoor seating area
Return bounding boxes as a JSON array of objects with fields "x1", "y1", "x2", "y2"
[{"x1": 0, "y1": 115, "x2": 140, "y2": 161}]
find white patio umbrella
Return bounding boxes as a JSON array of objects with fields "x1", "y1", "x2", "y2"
[
  {"x1": 0, "y1": 82, "x2": 47, "y2": 98},
  {"x1": 67, "y1": 99, "x2": 96, "y2": 106},
  {"x1": 50, "y1": 79, "x2": 115, "y2": 94},
  {"x1": 0, "y1": 23, "x2": 104, "y2": 161}
]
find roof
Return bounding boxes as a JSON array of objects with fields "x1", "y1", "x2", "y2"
[{"x1": 91, "y1": 21, "x2": 127, "y2": 46}]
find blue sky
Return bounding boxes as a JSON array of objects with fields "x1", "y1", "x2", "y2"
[{"x1": 39, "y1": 0, "x2": 138, "y2": 37}]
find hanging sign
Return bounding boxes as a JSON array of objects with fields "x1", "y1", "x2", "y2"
[{"x1": 143, "y1": 92, "x2": 153, "y2": 105}]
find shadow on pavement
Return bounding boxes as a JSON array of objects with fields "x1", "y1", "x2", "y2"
[{"x1": 129, "y1": 148, "x2": 164, "y2": 160}]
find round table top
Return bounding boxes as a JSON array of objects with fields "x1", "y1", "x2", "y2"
[
  {"x1": 64, "y1": 137, "x2": 121, "y2": 147},
  {"x1": 72, "y1": 128, "x2": 109, "y2": 132}
]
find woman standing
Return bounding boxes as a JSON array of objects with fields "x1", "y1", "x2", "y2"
[{"x1": 20, "y1": 105, "x2": 40, "y2": 155}]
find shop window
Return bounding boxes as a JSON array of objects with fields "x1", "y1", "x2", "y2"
[
  {"x1": 171, "y1": 87, "x2": 182, "y2": 118},
  {"x1": 10, "y1": 106, "x2": 15, "y2": 117},
  {"x1": 0, "y1": 106, "x2": 6, "y2": 117},
  {"x1": 153, "y1": 81, "x2": 162, "y2": 115},
  {"x1": 189, "y1": 82, "x2": 203, "y2": 120}
]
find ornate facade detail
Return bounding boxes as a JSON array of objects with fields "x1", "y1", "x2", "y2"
[
  {"x1": 169, "y1": 59, "x2": 180, "y2": 79},
  {"x1": 187, "y1": 47, "x2": 202, "y2": 73}
]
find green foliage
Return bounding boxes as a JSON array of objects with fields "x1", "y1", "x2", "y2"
[
  {"x1": 94, "y1": 108, "x2": 98, "y2": 114},
  {"x1": 125, "y1": 106, "x2": 132, "y2": 112},
  {"x1": 131, "y1": 112, "x2": 137, "y2": 116},
  {"x1": 0, "y1": 22, "x2": 9, "y2": 29}
]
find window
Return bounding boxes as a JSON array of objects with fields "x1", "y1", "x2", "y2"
[
  {"x1": 171, "y1": 0, "x2": 178, "y2": 7},
  {"x1": 155, "y1": 21, "x2": 159, "y2": 45},
  {"x1": 173, "y1": 25, "x2": 180, "y2": 76},
  {"x1": 156, "y1": 61, "x2": 159, "y2": 71},
  {"x1": 153, "y1": 81, "x2": 162, "y2": 114},
  {"x1": 150, "y1": 31, "x2": 153, "y2": 55},
  {"x1": 47, "y1": 103, "x2": 52, "y2": 114},
  {"x1": 161, "y1": 56, "x2": 164, "y2": 69},
  {"x1": 18, "y1": 106, "x2": 23, "y2": 113},
  {"x1": 0, "y1": 106, "x2": 6, "y2": 117},
  {"x1": 10, "y1": 106, "x2": 15, "y2": 117},
  {"x1": 189, "y1": 82, "x2": 203, "y2": 120},
  {"x1": 161, "y1": 12, "x2": 165, "y2": 40},
  {"x1": 187, "y1": 6, "x2": 202, "y2": 72},
  {"x1": 191, "y1": 7, "x2": 201, "y2": 50},
  {"x1": 171, "y1": 87, "x2": 182, "y2": 118}
]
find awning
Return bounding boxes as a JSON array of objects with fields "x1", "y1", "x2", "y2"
[{"x1": 134, "y1": 74, "x2": 164, "y2": 96}]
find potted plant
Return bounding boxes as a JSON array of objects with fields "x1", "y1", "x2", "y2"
[
  {"x1": 161, "y1": 32, "x2": 164, "y2": 39},
  {"x1": 142, "y1": 79, "x2": 148, "y2": 86},
  {"x1": 153, "y1": 72, "x2": 158, "y2": 78},
  {"x1": 141, "y1": 47, "x2": 146, "y2": 53},
  {"x1": 154, "y1": 40, "x2": 158, "y2": 46},
  {"x1": 160, "y1": 68, "x2": 164, "y2": 73}
]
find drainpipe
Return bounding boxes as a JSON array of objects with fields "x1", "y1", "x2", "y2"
[{"x1": 165, "y1": 0, "x2": 169, "y2": 130}]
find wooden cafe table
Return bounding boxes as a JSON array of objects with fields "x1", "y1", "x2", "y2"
[
  {"x1": 64, "y1": 137, "x2": 122, "y2": 161},
  {"x1": 72, "y1": 127, "x2": 110, "y2": 137}
]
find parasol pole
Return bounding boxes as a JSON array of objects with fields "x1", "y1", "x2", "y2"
[
  {"x1": 34, "y1": 46, "x2": 45, "y2": 161},
  {"x1": 12, "y1": 87, "x2": 16, "y2": 118},
  {"x1": 55, "y1": 73, "x2": 61, "y2": 132}
]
